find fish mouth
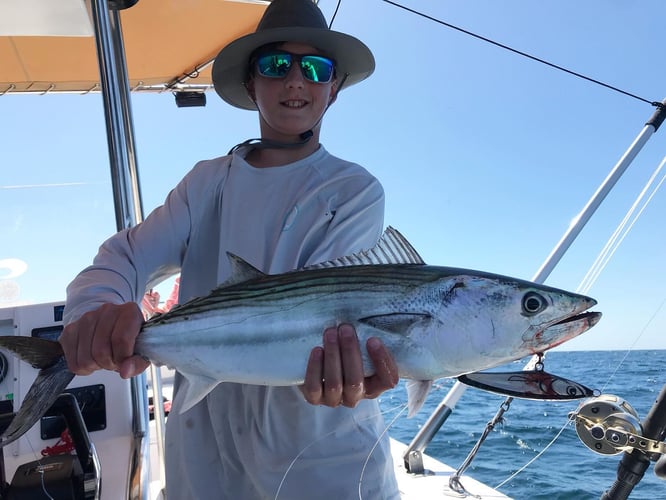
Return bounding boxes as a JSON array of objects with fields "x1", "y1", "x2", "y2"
[
  {"x1": 550, "y1": 310, "x2": 602, "y2": 328},
  {"x1": 540, "y1": 295, "x2": 598, "y2": 332},
  {"x1": 537, "y1": 310, "x2": 602, "y2": 349}
]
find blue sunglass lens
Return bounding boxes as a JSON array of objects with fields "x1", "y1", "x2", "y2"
[
  {"x1": 257, "y1": 53, "x2": 292, "y2": 78},
  {"x1": 300, "y1": 56, "x2": 334, "y2": 82},
  {"x1": 256, "y1": 53, "x2": 334, "y2": 83}
]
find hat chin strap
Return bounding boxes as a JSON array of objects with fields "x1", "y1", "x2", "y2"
[{"x1": 227, "y1": 73, "x2": 348, "y2": 156}]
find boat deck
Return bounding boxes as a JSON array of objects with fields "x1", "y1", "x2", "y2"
[{"x1": 390, "y1": 439, "x2": 511, "y2": 499}]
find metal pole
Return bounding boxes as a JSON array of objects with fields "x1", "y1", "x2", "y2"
[
  {"x1": 533, "y1": 124, "x2": 657, "y2": 283},
  {"x1": 403, "y1": 385, "x2": 463, "y2": 472},
  {"x1": 403, "y1": 99, "x2": 666, "y2": 466},
  {"x1": 90, "y1": 1, "x2": 144, "y2": 231},
  {"x1": 89, "y1": 2, "x2": 155, "y2": 499}
]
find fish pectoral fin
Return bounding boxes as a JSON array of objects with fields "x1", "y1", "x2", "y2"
[
  {"x1": 178, "y1": 374, "x2": 222, "y2": 413},
  {"x1": 457, "y1": 370, "x2": 595, "y2": 400},
  {"x1": 359, "y1": 313, "x2": 431, "y2": 335},
  {"x1": 406, "y1": 379, "x2": 433, "y2": 418}
]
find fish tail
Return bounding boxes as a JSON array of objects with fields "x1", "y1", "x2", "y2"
[
  {"x1": 0, "y1": 336, "x2": 75, "y2": 447},
  {"x1": 0, "y1": 336, "x2": 65, "y2": 368}
]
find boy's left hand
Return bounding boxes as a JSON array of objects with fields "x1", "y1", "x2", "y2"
[{"x1": 300, "y1": 323, "x2": 399, "y2": 408}]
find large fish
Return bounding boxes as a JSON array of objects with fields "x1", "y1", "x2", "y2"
[{"x1": 0, "y1": 227, "x2": 600, "y2": 446}]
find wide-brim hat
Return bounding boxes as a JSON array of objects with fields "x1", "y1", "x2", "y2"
[{"x1": 212, "y1": 0, "x2": 375, "y2": 110}]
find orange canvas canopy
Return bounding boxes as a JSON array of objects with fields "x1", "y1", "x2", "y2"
[{"x1": 0, "y1": 0, "x2": 269, "y2": 94}]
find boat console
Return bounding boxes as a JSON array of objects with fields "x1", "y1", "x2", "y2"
[{"x1": 0, "y1": 302, "x2": 145, "y2": 500}]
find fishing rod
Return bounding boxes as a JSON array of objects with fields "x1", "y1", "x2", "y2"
[
  {"x1": 598, "y1": 382, "x2": 666, "y2": 499},
  {"x1": 566, "y1": 381, "x2": 666, "y2": 499},
  {"x1": 403, "y1": 99, "x2": 666, "y2": 479}
]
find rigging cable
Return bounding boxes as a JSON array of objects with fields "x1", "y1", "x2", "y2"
[
  {"x1": 381, "y1": 0, "x2": 663, "y2": 109},
  {"x1": 327, "y1": 0, "x2": 342, "y2": 28},
  {"x1": 577, "y1": 156, "x2": 666, "y2": 295}
]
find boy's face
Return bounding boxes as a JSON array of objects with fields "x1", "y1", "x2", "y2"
[{"x1": 246, "y1": 42, "x2": 338, "y2": 141}]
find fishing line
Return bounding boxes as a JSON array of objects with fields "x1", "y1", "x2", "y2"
[
  {"x1": 357, "y1": 404, "x2": 408, "y2": 500},
  {"x1": 40, "y1": 470, "x2": 56, "y2": 500},
  {"x1": 381, "y1": 0, "x2": 662, "y2": 108},
  {"x1": 494, "y1": 413, "x2": 574, "y2": 490},
  {"x1": 598, "y1": 296, "x2": 666, "y2": 393},
  {"x1": 21, "y1": 434, "x2": 57, "y2": 500},
  {"x1": 273, "y1": 401, "x2": 408, "y2": 500}
]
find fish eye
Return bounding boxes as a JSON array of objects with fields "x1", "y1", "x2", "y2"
[{"x1": 522, "y1": 292, "x2": 547, "y2": 315}]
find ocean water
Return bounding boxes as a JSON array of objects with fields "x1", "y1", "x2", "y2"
[{"x1": 379, "y1": 350, "x2": 666, "y2": 500}]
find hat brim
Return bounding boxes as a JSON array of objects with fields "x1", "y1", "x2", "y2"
[{"x1": 212, "y1": 27, "x2": 375, "y2": 110}]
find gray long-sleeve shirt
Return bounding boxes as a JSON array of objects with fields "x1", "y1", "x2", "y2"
[{"x1": 64, "y1": 145, "x2": 400, "y2": 499}]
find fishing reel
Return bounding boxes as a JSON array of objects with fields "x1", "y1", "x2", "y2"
[{"x1": 570, "y1": 395, "x2": 666, "y2": 456}]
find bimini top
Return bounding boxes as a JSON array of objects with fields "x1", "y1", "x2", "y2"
[{"x1": 0, "y1": 0, "x2": 267, "y2": 95}]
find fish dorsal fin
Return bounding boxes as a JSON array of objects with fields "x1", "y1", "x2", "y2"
[
  {"x1": 308, "y1": 226, "x2": 425, "y2": 269},
  {"x1": 223, "y1": 253, "x2": 266, "y2": 286}
]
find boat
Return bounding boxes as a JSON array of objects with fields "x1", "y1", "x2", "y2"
[{"x1": 1, "y1": 1, "x2": 665, "y2": 499}]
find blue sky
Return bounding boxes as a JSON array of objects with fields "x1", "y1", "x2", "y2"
[{"x1": 1, "y1": 0, "x2": 665, "y2": 351}]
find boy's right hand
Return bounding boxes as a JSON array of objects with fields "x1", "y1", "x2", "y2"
[{"x1": 59, "y1": 302, "x2": 149, "y2": 379}]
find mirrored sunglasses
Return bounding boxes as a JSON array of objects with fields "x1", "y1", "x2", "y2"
[{"x1": 254, "y1": 51, "x2": 335, "y2": 83}]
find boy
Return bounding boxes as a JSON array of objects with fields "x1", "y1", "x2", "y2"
[{"x1": 61, "y1": 1, "x2": 400, "y2": 497}]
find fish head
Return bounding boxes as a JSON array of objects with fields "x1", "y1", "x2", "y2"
[{"x1": 423, "y1": 271, "x2": 600, "y2": 373}]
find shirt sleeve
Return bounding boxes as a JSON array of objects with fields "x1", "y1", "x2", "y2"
[{"x1": 63, "y1": 160, "x2": 226, "y2": 324}]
